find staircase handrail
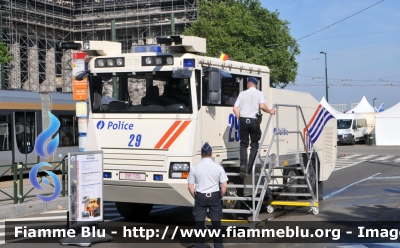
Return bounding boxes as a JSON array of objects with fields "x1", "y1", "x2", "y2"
[{"x1": 251, "y1": 104, "x2": 318, "y2": 221}]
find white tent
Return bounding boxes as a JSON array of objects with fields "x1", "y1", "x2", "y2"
[
  {"x1": 375, "y1": 102, "x2": 400, "y2": 146},
  {"x1": 347, "y1": 96, "x2": 376, "y2": 134},
  {"x1": 347, "y1": 96, "x2": 375, "y2": 113},
  {"x1": 320, "y1": 97, "x2": 341, "y2": 116}
]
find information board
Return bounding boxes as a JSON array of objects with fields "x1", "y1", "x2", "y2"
[{"x1": 68, "y1": 151, "x2": 103, "y2": 228}]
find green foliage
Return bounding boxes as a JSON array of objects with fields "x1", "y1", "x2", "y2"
[
  {"x1": 0, "y1": 42, "x2": 13, "y2": 65},
  {"x1": 183, "y1": 0, "x2": 300, "y2": 88}
]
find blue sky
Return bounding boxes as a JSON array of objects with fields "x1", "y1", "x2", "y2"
[{"x1": 260, "y1": 0, "x2": 400, "y2": 111}]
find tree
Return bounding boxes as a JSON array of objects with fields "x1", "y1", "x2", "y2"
[
  {"x1": 0, "y1": 42, "x2": 12, "y2": 65},
  {"x1": 183, "y1": 0, "x2": 300, "y2": 88}
]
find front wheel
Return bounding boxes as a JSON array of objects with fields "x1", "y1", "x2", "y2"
[
  {"x1": 350, "y1": 136, "x2": 356, "y2": 145},
  {"x1": 115, "y1": 202, "x2": 153, "y2": 220}
]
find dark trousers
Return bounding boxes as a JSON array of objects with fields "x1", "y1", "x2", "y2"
[
  {"x1": 193, "y1": 192, "x2": 223, "y2": 248},
  {"x1": 239, "y1": 118, "x2": 261, "y2": 172}
]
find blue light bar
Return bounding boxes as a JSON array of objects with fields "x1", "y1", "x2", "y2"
[
  {"x1": 132, "y1": 45, "x2": 162, "y2": 53},
  {"x1": 135, "y1": 46, "x2": 147, "y2": 53},
  {"x1": 103, "y1": 172, "x2": 112, "y2": 178},
  {"x1": 149, "y1": 45, "x2": 161, "y2": 53},
  {"x1": 183, "y1": 59, "x2": 195, "y2": 68},
  {"x1": 153, "y1": 174, "x2": 163, "y2": 181}
]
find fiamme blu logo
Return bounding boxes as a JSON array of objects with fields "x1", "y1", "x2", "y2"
[{"x1": 29, "y1": 112, "x2": 61, "y2": 202}]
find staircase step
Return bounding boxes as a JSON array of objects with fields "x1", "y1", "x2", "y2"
[
  {"x1": 221, "y1": 160, "x2": 239, "y2": 165},
  {"x1": 226, "y1": 172, "x2": 261, "y2": 177},
  {"x1": 269, "y1": 201, "x2": 319, "y2": 207},
  {"x1": 274, "y1": 166, "x2": 302, "y2": 170},
  {"x1": 270, "y1": 175, "x2": 305, "y2": 179},
  {"x1": 268, "y1": 184, "x2": 308, "y2": 188},
  {"x1": 222, "y1": 196, "x2": 260, "y2": 201},
  {"x1": 226, "y1": 184, "x2": 253, "y2": 188},
  {"x1": 222, "y1": 209, "x2": 253, "y2": 214},
  {"x1": 272, "y1": 192, "x2": 312, "y2": 196}
]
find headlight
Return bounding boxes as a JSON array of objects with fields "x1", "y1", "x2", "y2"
[
  {"x1": 96, "y1": 59, "x2": 104, "y2": 67},
  {"x1": 142, "y1": 56, "x2": 174, "y2": 66},
  {"x1": 83, "y1": 42, "x2": 90, "y2": 50},
  {"x1": 172, "y1": 163, "x2": 190, "y2": 171},
  {"x1": 166, "y1": 57, "x2": 173, "y2": 65},
  {"x1": 169, "y1": 162, "x2": 190, "y2": 179},
  {"x1": 155, "y1": 57, "x2": 163, "y2": 65},
  {"x1": 116, "y1": 58, "x2": 124, "y2": 66},
  {"x1": 95, "y1": 57, "x2": 124, "y2": 68},
  {"x1": 107, "y1": 59, "x2": 114, "y2": 66},
  {"x1": 145, "y1": 57, "x2": 152, "y2": 65}
]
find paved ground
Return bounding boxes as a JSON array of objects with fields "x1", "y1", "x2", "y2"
[
  {"x1": 0, "y1": 144, "x2": 399, "y2": 247},
  {"x1": 0, "y1": 174, "x2": 68, "y2": 220},
  {"x1": 0, "y1": 144, "x2": 398, "y2": 219},
  {"x1": 337, "y1": 144, "x2": 399, "y2": 156}
]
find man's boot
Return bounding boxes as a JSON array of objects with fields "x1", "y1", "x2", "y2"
[{"x1": 240, "y1": 164, "x2": 247, "y2": 179}]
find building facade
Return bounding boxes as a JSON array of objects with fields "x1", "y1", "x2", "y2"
[{"x1": 0, "y1": 0, "x2": 197, "y2": 92}]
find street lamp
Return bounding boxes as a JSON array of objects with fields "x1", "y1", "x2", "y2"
[
  {"x1": 373, "y1": 98, "x2": 377, "y2": 109},
  {"x1": 320, "y1": 52, "x2": 328, "y2": 102}
]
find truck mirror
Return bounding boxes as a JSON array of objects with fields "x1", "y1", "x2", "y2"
[{"x1": 208, "y1": 68, "x2": 221, "y2": 104}]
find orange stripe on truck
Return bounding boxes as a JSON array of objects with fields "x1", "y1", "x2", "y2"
[
  {"x1": 163, "y1": 121, "x2": 191, "y2": 149},
  {"x1": 154, "y1": 121, "x2": 181, "y2": 149}
]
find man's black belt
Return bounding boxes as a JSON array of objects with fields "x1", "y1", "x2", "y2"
[
  {"x1": 196, "y1": 191, "x2": 219, "y2": 197},
  {"x1": 240, "y1": 117, "x2": 257, "y2": 124}
]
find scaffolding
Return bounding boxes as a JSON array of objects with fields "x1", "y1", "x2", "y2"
[
  {"x1": 0, "y1": 0, "x2": 197, "y2": 92},
  {"x1": 330, "y1": 104, "x2": 347, "y2": 113}
]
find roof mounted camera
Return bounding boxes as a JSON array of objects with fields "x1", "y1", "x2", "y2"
[
  {"x1": 58, "y1": 41, "x2": 81, "y2": 50},
  {"x1": 157, "y1": 35, "x2": 206, "y2": 54},
  {"x1": 79, "y1": 41, "x2": 121, "y2": 56}
]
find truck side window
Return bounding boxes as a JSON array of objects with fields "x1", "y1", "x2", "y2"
[{"x1": 221, "y1": 76, "x2": 240, "y2": 107}]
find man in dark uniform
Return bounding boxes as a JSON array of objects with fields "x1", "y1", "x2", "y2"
[
  {"x1": 188, "y1": 142, "x2": 228, "y2": 248},
  {"x1": 233, "y1": 77, "x2": 276, "y2": 179}
]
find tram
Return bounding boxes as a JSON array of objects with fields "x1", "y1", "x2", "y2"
[{"x1": 0, "y1": 90, "x2": 79, "y2": 176}]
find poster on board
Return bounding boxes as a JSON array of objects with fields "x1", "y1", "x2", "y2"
[{"x1": 68, "y1": 151, "x2": 103, "y2": 227}]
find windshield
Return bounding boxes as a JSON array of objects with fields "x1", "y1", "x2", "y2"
[
  {"x1": 337, "y1": 119, "x2": 352, "y2": 129},
  {"x1": 89, "y1": 71, "x2": 193, "y2": 113}
]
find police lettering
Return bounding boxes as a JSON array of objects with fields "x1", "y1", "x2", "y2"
[{"x1": 107, "y1": 121, "x2": 134, "y2": 130}]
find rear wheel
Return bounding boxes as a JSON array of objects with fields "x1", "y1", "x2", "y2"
[
  {"x1": 363, "y1": 134, "x2": 368, "y2": 144},
  {"x1": 223, "y1": 168, "x2": 243, "y2": 220},
  {"x1": 115, "y1": 202, "x2": 153, "y2": 220},
  {"x1": 282, "y1": 166, "x2": 300, "y2": 201},
  {"x1": 299, "y1": 159, "x2": 317, "y2": 199}
]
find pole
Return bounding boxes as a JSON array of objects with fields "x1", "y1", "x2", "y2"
[
  {"x1": 111, "y1": 20, "x2": 116, "y2": 42},
  {"x1": 171, "y1": 13, "x2": 175, "y2": 36},
  {"x1": 111, "y1": 20, "x2": 118, "y2": 99},
  {"x1": 0, "y1": 11, "x2": 5, "y2": 89},
  {"x1": 324, "y1": 54, "x2": 328, "y2": 102}
]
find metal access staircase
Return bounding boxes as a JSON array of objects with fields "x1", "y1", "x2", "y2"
[{"x1": 220, "y1": 104, "x2": 320, "y2": 223}]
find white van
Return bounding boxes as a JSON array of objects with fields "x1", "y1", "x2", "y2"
[{"x1": 336, "y1": 113, "x2": 368, "y2": 145}]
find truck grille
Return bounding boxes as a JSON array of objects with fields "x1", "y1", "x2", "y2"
[{"x1": 101, "y1": 148, "x2": 167, "y2": 171}]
